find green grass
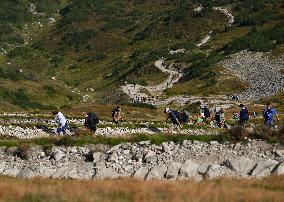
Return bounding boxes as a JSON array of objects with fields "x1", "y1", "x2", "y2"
[{"x1": 0, "y1": 133, "x2": 230, "y2": 148}]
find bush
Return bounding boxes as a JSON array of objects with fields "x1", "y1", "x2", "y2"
[
  {"x1": 16, "y1": 144, "x2": 30, "y2": 160},
  {"x1": 252, "y1": 126, "x2": 281, "y2": 144},
  {"x1": 229, "y1": 125, "x2": 249, "y2": 141},
  {"x1": 43, "y1": 85, "x2": 56, "y2": 97}
]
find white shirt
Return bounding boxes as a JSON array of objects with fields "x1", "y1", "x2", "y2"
[{"x1": 55, "y1": 112, "x2": 67, "y2": 127}]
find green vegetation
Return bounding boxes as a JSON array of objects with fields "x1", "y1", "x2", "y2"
[
  {"x1": 0, "y1": 133, "x2": 229, "y2": 148},
  {"x1": 0, "y1": 0, "x2": 283, "y2": 109}
]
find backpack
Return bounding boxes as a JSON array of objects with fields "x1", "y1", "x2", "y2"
[
  {"x1": 172, "y1": 110, "x2": 180, "y2": 120},
  {"x1": 87, "y1": 112, "x2": 99, "y2": 125},
  {"x1": 180, "y1": 110, "x2": 189, "y2": 123},
  {"x1": 263, "y1": 108, "x2": 274, "y2": 121},
  {"x1": 215, "y1": 112, "x2": 221, "y2": 122},
  {"x1": 204, "y1": 107, "x2": 210, "y2": 118},
  {"x1": 240, "y1": 108, "x2": 249, "y2": 121}
]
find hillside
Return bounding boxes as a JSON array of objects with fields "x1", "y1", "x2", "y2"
[{"x1": 0, "y1": 0, "x2": 284, "y2": 110}]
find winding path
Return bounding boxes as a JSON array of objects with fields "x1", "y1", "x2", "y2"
[{"x1": 121, "y1": 7, "x2": 238, "y2": 107}]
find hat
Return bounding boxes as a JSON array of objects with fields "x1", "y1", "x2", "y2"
[{"x1": 239, "y1": 104, "x2": 244, "y2": 107}]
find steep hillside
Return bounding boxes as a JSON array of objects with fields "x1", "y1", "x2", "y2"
[{"x1": 0, "y1": 0, "x2": 284, "y2": 110}]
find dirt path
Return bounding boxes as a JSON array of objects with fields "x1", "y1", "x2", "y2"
[{"x1": 121, "y1": 7, "x2": 238, "y2": 107}]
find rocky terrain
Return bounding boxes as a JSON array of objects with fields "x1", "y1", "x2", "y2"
[
  {"x1": 222, "y1": 51, "x2": 284, "y2": 100},
  {"x1": 0, "y1": 139, "x2": 283, "y2": 180}
]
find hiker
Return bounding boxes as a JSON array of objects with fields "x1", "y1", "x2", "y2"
[
  {"x1": 215, "y1": 108, "x2": 226, "y2": 128},
  {"x1": 263, "y1": 102, "x2": 280, "y2": 128},
  {"x1": 204, "y1": 106, "x2": 211, "y2": 120},
  {"x1": 232, "y1": 111, "x2": 239, "y2": 122},
  {"x1": 199, "y1": 105, "x2": 205, "y2": 117},
  {"x1": 239, "y1": 104, "x2": 249, "y2": 125},
  {"x1": 164, "y1": 108, "x2": 182, "y2": 130},
  {"x1": 53, "y1": 111, "x2": 68, "y2": 135},
  {"x1": 112, "y1": 105, "x2": 123, "y2": 125},
  {"x1": 180, "y1": 110, "x2": 189, "y2": 125},
  {"x1": 84, "y1": 112, "x2": 99, "y2": 132}
]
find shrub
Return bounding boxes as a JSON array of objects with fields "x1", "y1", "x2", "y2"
[
  {"x1": 16, "y1": 144, "x2": 30, "y2": 160},
  {"x1": 229, "y1": 125, "x2": 249, "y2": 141},
  {"x1": 43, "y1": 85, "x2": 56, "y2": 97}
]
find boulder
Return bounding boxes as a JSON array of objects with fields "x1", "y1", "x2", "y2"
[
  {"x1": 6, "y1": 147, "x2": 18, "y2": 156},
  {"x1": 197, "y1": 164, "x2": 210, "y2": 175},
  {"x1": 93, "y1": 152, "x2": 103, "y2": 163},
  {"x1": 146, "y1": 164, "x2": 167, "y2": 180},
  {"x1": 94, "y1": 166, "x2": 118, "y2": 179},
  {"x1": 225, "y1": 157, "x2": 255, "y2": 175},
  {"x1": 132, "y1": 167, "x2": 149, "y2": 180},
  {"x1": 17, "y1": 167, "x2": 35, "y2": 178},
  {"x1": 251, "y1": 159, "x2": 278, "y2": 177},
  {"x1": 180, "y1": 160, "x2": 199, "y2": 178},
  {"x1": 206, "y1": 164, "x2": 228, "y2": 179},
  {"x1": 166, "y1": 162, "x2": 181, "y2": 179},
  {"x1": 108, "y1": 152, "x2": 119, "y2": 162},
  {"x1": 144, "y1": 151, "x2": 157, "y2": 164},
  {"x1": 52, "y1": 150, "x2": 65, "y2": 161},
  {"x1": 273, "y1": 161, "x2": 284, "y2": 175}
]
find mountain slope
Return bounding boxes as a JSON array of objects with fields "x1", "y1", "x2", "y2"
[{"x1": 0, "y1": 0, "x2": 284, "y2": 110}]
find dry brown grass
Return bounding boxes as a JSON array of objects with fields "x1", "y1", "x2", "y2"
[{"x1": 0, "y1": 176, "x2": 283, "y2": 202}]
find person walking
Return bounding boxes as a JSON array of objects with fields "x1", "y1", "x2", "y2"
[
  {"x1": 263, "y1": 102, "x2": 280, "y2": 128},
  {"x1": 164, "y1": 108, "x2": 182, "y2": 130},
  {"x1": 84, "y1": 112, "x2": 100, "y2": 132},
  {"x1": 53, "y1": 111, "x2": 68, "y2": 135},
  {"x1": 112, "y1": 105, "x2": 123, "y2": 125},
  {"x1": 239, "y1": 104, "x2": 249, "y2": 125}
]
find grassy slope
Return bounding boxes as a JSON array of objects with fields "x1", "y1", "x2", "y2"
[
  {"x1": 0, "y1": 176, "x2": 283, "y2": 202},
  {"x1": 0, "y1": 0, "x2": 284, "y2": 110}
]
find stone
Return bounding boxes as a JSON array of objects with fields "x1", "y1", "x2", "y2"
[
  {"x1": 206, "y1": 164, "x2": 227, "y2": 179},
  {"x1": 0, "y1": 162, "x2": 6, "y2": 172},
  {"x1": 251, "y1": 159, "x2": 279, "y2": 177},
  {"x1": 146, "y1": 164, "x2": 167, "y2": 180},
  {"x1": 132, "y1": 167, "x2": 149, "y2": 180},
  {"x1": 108, "y1": 152, "x2": 119, "y2": 162},
  {"x1": 162, "y1": 142, "x2": 169, "y2": 153},
  {"x1": 17, "y1": 167, "x2": 35, "y2": 178},
  {"x1": 180, "y1": 160, "x2": 199, "y2": 178},
  {"x1": 273, "y1": 161, "x2": 284, "y2": 175},
  {"x1": 6, "y1": 147, "x2": 18, "y2": 156},
  {"x1": 106, "y1": 144, "x2": 121, "y2": 154},
  {"x1": 94, "y1": 166, "x2": 118, "y2": 179},
  {"x1": 197, "y1": 164, "x2": 210, "y2": 174},
  {"x1": 93, "y1": 152, "x2": 103, "y2": 163},
  {"x1": 53, "y1": 150, "x2": 65, "y2": 161},
  {"x1": 75, "y1": 162, "x2": 94, "y2": 179},
  {"x1": 144, "y1": 151, "x2": 157, "y2": 164},
  {"x1": 166, "y1": 162, "x2": 181, "y2": 179},
  {"x1": 225, "y1": 157, "x2": 255, "y2": 175}
]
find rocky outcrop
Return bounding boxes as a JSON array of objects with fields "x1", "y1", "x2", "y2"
[
  {"x1": 222, "y1": 51, "x2": 284, "y2": 100},
  {"x1": 0, "y1": 140, "x2": 283, "y2": 181}
]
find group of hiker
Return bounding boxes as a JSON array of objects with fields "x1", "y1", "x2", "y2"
[
  {"x1": 52, "y1": 105, "x2": 123, "y2": 135},
  {"x1": 52, "y1": 102, "x2": 280, "y2": 135},
  {"x1": 164, "y1": 102, "x2": 280, "y2": 130}
]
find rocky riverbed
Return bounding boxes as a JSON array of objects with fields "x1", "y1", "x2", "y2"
[{"x1": 0, "y1": 140, "x2": 283, "y2": 180}]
